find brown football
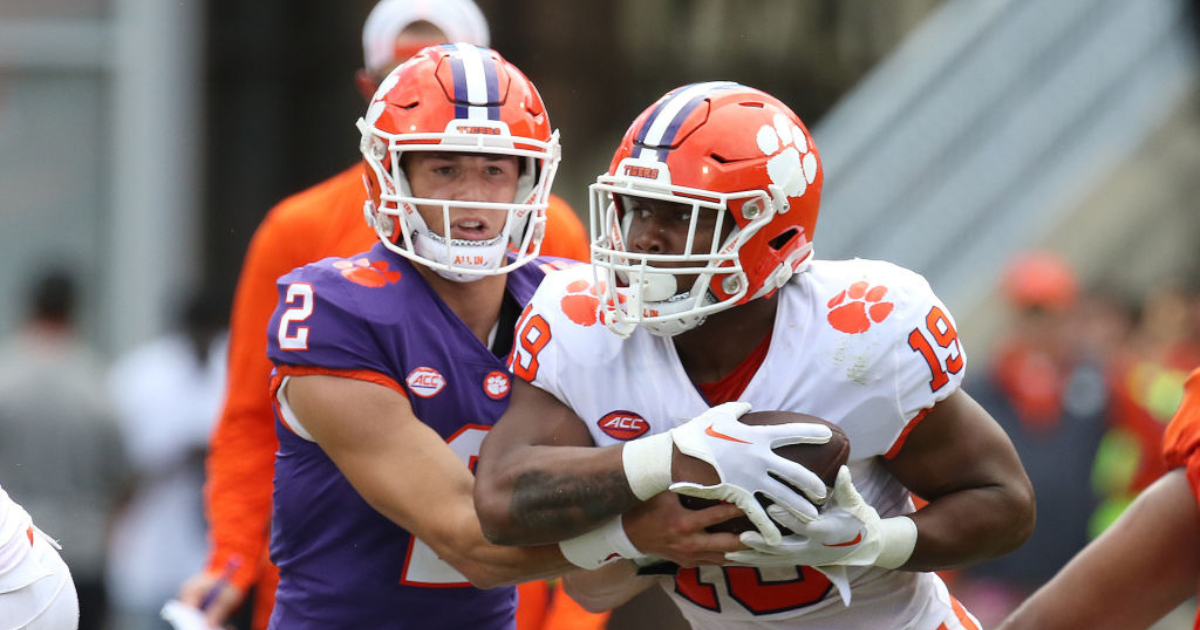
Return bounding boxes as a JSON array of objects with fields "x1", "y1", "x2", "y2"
[{"x1": 677, "y1": 410, "x2": 850, "y2": 535}]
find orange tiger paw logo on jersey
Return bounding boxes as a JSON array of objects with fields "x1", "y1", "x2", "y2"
[
  {"x1": 827, "y1": 281, "x2": 894, "y2": 333},
  {"x1": 560, "y1": 279, "x2": 600, "y2": 326},
  {"x1": 560, "y1": 279, "x2": 628, "y2": 327},
  {"x1": 334, "y1": 258, "x2": 402, "y2": 287}
]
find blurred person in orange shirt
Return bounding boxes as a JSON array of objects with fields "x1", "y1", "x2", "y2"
[
  {"x1": 175, "y1": 2, "x2": 592, "y2": 629},
  {"x1": 997, "y1": 366, "x2": 1200, "y2": 630}
]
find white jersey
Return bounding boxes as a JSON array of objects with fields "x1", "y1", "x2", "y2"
[
  {"x1": 0, "y1": 482, "x2": 78, "y2": 630},
  {"x1": 0, "y1": 483, "x2": 33, "y2": 578},
  {"x1": 511, "y1": 259, "x2": 977, "y2": 629}
]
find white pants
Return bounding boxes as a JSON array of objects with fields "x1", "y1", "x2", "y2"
[{"x1": 0, "y1": 529, "x2": 79, "y2": 630}]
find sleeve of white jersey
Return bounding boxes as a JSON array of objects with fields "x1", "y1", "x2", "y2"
[
  {"x1": 507, "y1": 267, "x2": 579, "y2": 405},
  {"x1": 882, "y1": 264, "x2": 968, "y2": 457}
]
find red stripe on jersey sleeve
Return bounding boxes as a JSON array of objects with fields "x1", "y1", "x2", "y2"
[
  {"x1": 273, "y1": 365, "x2": 408, "y2": 397},
  {"x1": 883, "y1": 407, "x2": 933, "y2": 460}
]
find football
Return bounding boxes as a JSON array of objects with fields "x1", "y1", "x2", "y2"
[{"x1": 678, "y1": 410, "x2": 850, "y2": 535}]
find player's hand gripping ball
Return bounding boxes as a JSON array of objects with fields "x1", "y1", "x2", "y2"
[{"x1": 679, "y1": 411, "x2": 849, "y2": 534}]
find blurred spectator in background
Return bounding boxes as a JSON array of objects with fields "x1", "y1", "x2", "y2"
[
  {"x1": 0, "y1": 267, "x2": 131, "y2": 630},
  {"x1": 1092, "y1": 280, "x2": 1200, "y2": 538},
  {"x1": 177, "y1": 1, "x2": 592, "y2": 629},
  {"x1": 106, "y1": 289, "x2": 228, "y2": 630},
  {"x1": 957, "y1": 252, "x2": 1126, "y2": 626},
  {"x1": 996, "y1": 366, "x2": 1200, "y2": 630}
]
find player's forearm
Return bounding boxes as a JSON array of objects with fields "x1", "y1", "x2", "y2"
[
  {"x1": 421, "y1": 503, "x2": 576, "y2": 589},
  {"x1": 902, "y1": 481, "x2": 1034, "y2": 572},
  {"x1": 475, "y1": 443, "x2": 640, "y2": 546},
  {"x1": 999, "y1": 470, "x2": 1200, "y2": 629},
  {"x1": 447, "y1": 539, "x2": 572, "y2": 589}
]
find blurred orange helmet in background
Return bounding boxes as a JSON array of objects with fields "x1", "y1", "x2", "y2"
[{"x1": 1001, "y1": 251, "x2": 1080, "y2": 313}]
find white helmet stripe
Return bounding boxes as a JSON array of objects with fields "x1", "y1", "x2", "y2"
[
  {"x1": 634, "y1": 81, "x2": 738, "y2": 162},
  {"x1": 458, "y1": 43, "x2": 492, "y2": 121},
  {"x1": 445, "y1": 43, "x2": 500, "y2": 121}
]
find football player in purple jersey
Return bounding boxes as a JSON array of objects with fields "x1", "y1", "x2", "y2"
[{"x1": 261, "y1": 46, "x2": 827, "y2": 630}]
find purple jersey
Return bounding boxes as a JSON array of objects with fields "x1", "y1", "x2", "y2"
[{"x1": 265, "y1": 243, "x2": 561, "y2": 630}]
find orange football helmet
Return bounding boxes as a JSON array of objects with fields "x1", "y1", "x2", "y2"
[
  {"x1": 590, "y1": 82, "x2": 822, "y2": 336},
  {"x1": 358, "y1": 44, "x2": 560, "y2": 281}
]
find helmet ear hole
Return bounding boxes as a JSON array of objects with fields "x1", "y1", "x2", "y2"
[{"x1": 768, "y1": 228, "x2": 799, "y2": 252}]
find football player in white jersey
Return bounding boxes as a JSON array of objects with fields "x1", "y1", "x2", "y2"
[
  {"x1": 0, "y1": 483, "x2": 78, "y2": 630},
  {"x1": 474, "y1": 82, "x2": 1035, "y2": 629}
]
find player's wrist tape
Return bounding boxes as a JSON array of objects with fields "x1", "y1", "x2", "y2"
[
  {"x1": 875, "y1": 516, "x2": 918, "y2": 569},
  {"x1": 558, "y1": 516, "x2": 644, "y2": 570},
  {"x1": 622, "y1": 432, "x2": 674, "y2": 501}
]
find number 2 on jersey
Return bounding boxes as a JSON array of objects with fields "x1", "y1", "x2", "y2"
[
  {"x1": 278, "y1": 283, "x2": 314, "y2": 351},
  {"x1": 907, "y1": 305, "x2": 963, "y2": 392}
]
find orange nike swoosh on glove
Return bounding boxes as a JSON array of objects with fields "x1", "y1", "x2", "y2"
[
  {"x1": 824, "y1": 533, "x2": 863, "y2": 547},
  {"x1": 705, "y1": 423, "x2": 751, "y2": 444}
]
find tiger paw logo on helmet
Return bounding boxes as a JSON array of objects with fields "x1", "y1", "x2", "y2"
[
  {"x1": 756, "y1": 114, "x2": 819, "y2": 197},
  {"x1": 334, "y1": 258, "x2": 402, "y2": 288},
  {"x1": 827, "y1": 281, "x2": 894, "y2": 334}
]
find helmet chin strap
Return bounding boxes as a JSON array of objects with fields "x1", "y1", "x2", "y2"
[
  {"x1": 614, "y1": 269, "x2": 715, "y2": 337},
  {"x1": 640, "y1": 289, "x2": 713, "y2": 337},
  {"x1": 619, "y1": 269, "x2": 677, "y2": 302},
  {"x1": 413, "y1": 229, "x2": 510, "y2": 283}
]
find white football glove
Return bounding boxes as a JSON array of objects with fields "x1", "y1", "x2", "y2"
[
  {"x1": 623, "y1": 401, "x2": 833, "y2": 546},
  {"x1": 726, "y1": 466, "x2": 917, "y2": 569}
]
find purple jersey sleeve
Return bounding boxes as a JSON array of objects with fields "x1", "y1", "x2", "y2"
[{"x1": 267, "y1": 254, "x2": 406, "y2": 383}]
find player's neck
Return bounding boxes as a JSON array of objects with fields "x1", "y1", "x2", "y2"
[
  {"x1": 672, "y1": 294, "x2": 778, "y2": 384},
  {"x1": 416, "y1": 265, "x2": 508, "y2": 345}
]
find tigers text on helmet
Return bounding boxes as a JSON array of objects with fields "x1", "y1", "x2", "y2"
[
  {"x1": 358, "y1": 43, "x2": 561, "y2": 282},
  {"x1": 589, "y1": 82, "x2": 822, "y2": 337}
]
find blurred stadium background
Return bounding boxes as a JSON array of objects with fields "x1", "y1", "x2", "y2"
[
  {"x1": 3, "y1": 1, "x2": 1200, "y2": 628},
  {"x1": 1, "y1": 0, "x2": 1196, "y2": 359}
]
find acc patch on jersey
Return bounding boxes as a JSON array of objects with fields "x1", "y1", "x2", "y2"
[
  {"x1": 406, "y1": 367, "x2": 446, "y2": 398},
  {"x1": 597, "y1": 410, "x2": 649, "y2": 440}
]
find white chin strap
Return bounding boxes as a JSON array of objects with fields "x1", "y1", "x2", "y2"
[
  {"x1": 413, "y1": 229, "x2": 510, "y2": 283},
  {"x1": 640, "y1": 291, "x2": 714, "y2": 337},
  {"x1": 621, "y1": 269, "x2": 677, "y2": 302},
  {"x1": 613, "y1": 270, "x2": 714, "y2": 337}
]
